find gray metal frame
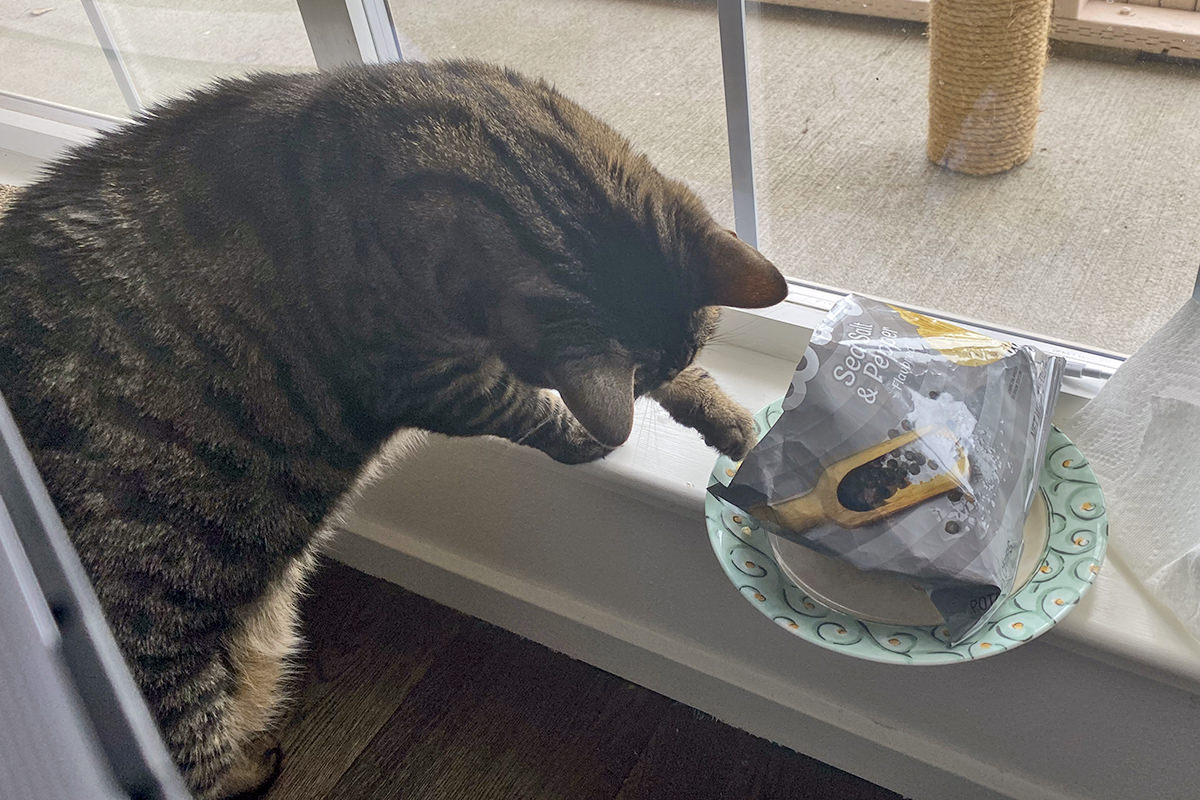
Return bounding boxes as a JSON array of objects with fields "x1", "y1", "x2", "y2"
[
  {"x1": 296, "y1": 0, "x2": 403, "y2": 69},
  {"x1": 79, "y1": 0, "x2": 142, "y2": 113},
  {"x1": 0, "y1": 392, "x2": 190, "y2": 800},
  {"x1": 360, "y1": 0, "x2": 403, "y2": 62},
  {"x1": 717, "y1": 0, "x2": 758, "y2": 248}
]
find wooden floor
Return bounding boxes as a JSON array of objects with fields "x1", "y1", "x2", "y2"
[{"x1": 263, "y1": 559, "x2": 903, "y2": 800}]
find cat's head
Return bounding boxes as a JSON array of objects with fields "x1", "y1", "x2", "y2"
[
  {"x1": 413, "y1": 62, "x2": 788, "y2": 448},
  {"x1": 493, "y1": 167, "x2": 787, "y2": 449}
]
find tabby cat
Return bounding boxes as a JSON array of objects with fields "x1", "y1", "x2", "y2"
[{"x1": 0, "y1": 60, "x2": 786, "y2": 798}]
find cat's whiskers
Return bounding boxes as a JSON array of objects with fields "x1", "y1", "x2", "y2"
[
  {"x1": 513, "y1": 414, "x2": 555, "y2": 446},
  {"x1": 634, "y1": 395, "x2": 669, "y2": 455},
  {"x1": 705, "y1": 318, "x2": 756, "y2": 347}
]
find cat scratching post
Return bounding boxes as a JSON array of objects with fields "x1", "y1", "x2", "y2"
[{"x1": 927, "y1": 0, "x2": 1053, "y2": 175}]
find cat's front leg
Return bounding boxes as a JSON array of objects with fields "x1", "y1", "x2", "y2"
[
  {"x1": 422, "y1": 368, "x2": 611, "y2": 464},
  {"x1": 650, "y1": 366, "x2": 757, "y2": 460}
]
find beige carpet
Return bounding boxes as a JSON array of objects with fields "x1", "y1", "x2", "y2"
[{"x1": 5, "y1": 0, "x2": 1198, "y2": 352}]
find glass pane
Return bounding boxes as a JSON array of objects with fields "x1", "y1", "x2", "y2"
[
  {"x1": 96, "y1": 0, "x2": 317, "y2": 109},
  {"x1": 744, "y1": 4, "x2": 1200, "y2": 355},
  {"x1": 0, "y1": 1, "x2": 316, "y2": 118},
  {"x1": 386, "y1": 0, "x2": 734, "y2": 223},
  {"x1": 0, "y1": 2, "x2": 128, "y2": 115}
]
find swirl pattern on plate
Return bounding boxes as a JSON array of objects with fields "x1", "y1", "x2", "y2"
[{"x1": 705, "y1": 399, "x2": 1108, "y2": 665}]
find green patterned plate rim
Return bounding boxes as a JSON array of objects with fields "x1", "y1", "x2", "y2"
[{"x1": 705, "y1": 399, "x2": 1109, "y2": 665}]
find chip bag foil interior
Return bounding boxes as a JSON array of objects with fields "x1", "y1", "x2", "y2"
[{"x1": 710, "y1": 295, "x2": 1065, "y2": 643}]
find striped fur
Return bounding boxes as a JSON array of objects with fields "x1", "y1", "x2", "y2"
[{"x1": 0, "y1": 60, "x2": 783, "y2": 798}]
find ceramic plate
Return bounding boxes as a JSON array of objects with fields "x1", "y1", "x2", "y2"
[
  {"x1": 705, "y1": 398, "x2": 1108, "y2": 664},
  {"x1": 767, "y1": 492, "x2": 1051, "y2": 626}
]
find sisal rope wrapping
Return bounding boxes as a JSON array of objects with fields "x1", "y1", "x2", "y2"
[{"x1": 928, "y1": 0, "x2": 1053, "y2": 176}]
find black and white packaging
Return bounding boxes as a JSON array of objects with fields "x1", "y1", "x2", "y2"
[{"x1": 710, "y1": 295, "x2": 1064, "y2": 642}]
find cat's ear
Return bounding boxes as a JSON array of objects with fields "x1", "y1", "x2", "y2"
[
  {"x1": 549, "y1": 357, "x2": 636, "y2": 448},
  {"x1": 697, "y1": 229, "x2": 788, "y2": 309}
]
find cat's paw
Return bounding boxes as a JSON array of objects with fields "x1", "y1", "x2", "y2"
[
  {"x1": 217, "y1": 735, "x2": 282, "y2": 799},
  {"x1": 701, "y1": 402, "x2": 758, "y2": 461},
  {"x1": 650, "y1": 367, "x2": 759, "y2": 461}
]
